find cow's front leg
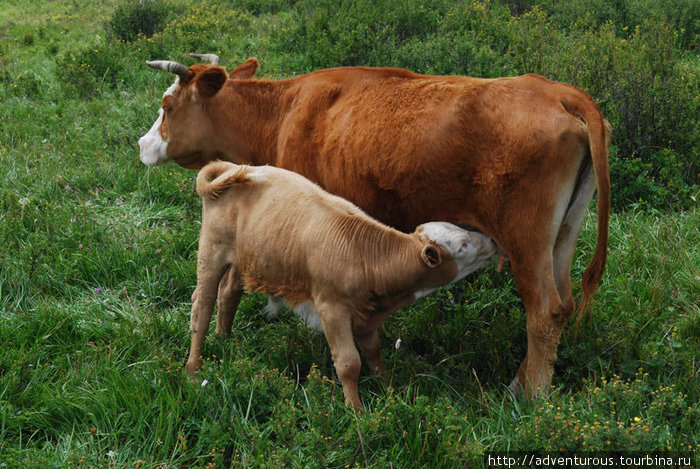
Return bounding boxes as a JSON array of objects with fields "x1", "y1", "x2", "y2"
[{"x1": 318, "y1": 303, "x2": 363, "y2": 410}]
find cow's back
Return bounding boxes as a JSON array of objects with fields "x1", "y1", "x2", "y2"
[{"x1": 276, "y1": 71, "x2": 590, "y2": 235}]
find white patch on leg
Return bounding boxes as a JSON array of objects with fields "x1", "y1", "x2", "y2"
[
  {"x1": 413, "y1": 286, "x2": 438, "y2": 300},
  {"x1": 138, "y1": 78, "x2": 179, "y2": 166},
  {"x1": 263, "y1": 297, "x2": 323, "y2": 332},
  {"x1": 264, "y1": 296, "x2": 283, "y2": 320},
  {"x1": 292, "y1": 302, "x2": 323, "y2": 332}
]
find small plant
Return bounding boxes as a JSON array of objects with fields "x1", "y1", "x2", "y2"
[
  {"x1": 512, "y1": 372, "x2": 699, "y2": 451},
  {"x1": 55, "y1": 43, "x2": 129, "y2": 97},
  {"x1": 107, "y1": 0, "x2": 169, "y2": 42},
  {"x1": 224, "y1": 0, "x2": 292, "y2": 15}
]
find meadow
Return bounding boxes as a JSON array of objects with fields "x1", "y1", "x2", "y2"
[{"x1": 0, "y1": 0, "x2": 698, "y2": 467}]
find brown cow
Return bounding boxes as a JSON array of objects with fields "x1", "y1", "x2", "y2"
[
  {"x1": 189, "y1": 161, "x2": 496, "y2": 409},
  {"x1": 138, "y1": 55, "x2": 611, "y2": 398}
]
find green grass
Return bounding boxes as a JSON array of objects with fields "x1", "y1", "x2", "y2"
[{"x1": 1, "y1": 0, "x2": 698, "y2": 467}]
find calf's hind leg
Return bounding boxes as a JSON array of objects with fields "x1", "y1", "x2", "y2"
[
  {"x1": 215, "y1": 267, "x2": 242, "y2": 336},
  {"x1": 186, "y1": 255, "x2": 230, "y2": 377}
]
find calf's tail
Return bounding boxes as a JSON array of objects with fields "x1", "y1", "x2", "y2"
[{"x1": 196, "y1": 161, "x2": 268, "y2": 200}]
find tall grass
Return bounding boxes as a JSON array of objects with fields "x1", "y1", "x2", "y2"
[{"x1": 1, "y1": 0, "x2": 698, "y2": 466}]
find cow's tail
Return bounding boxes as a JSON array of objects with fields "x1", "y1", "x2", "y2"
[
  {"x1": 196, "y1": 161, "x2": 268, "y2": 200},
  {"x1": 560, "y1": 89, "x2": 611, "y2": 331}
]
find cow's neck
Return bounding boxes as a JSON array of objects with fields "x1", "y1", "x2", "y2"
[{"x1": 217, "y1": 79, "x2": 292, "y2": 166}]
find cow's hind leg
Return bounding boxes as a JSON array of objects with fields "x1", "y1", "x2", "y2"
[
  {"x1": 215, "y1": 267, "x2": 242, "y2": 336},
  {"x1": 552, "y1": 160, "x2": 597, "y2": 317},
  {"x1": 509, "y1": 254, "x2": 567, "y2": 399}
]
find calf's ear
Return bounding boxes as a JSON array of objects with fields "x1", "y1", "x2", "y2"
[
  {"x1": 229, "y1": 58, "x2": 259, "y2": 80},
  {"x1": 195, "y1": 66, "x2": 228, "y2": 99},
  {"x1": 421, "y1": 245, "x2": 442, "y2": 268}
]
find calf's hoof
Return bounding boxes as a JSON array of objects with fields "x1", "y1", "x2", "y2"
[{"x1": 345, "y1": 395, "x2": 363, "y2": 412}]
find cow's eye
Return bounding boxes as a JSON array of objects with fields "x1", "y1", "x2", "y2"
[{"x1": 162, "y1": 96, "x2": 176, "y2": 112}]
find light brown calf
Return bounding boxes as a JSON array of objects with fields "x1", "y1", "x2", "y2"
[{"x1": 187, "y1": 161, "x2": 496, "y2": 409}]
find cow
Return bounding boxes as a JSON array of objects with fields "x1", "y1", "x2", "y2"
[
  {"x1": 138, "y1": 54, "x2": 611, "y2": 399},
  {"x1": 189, "y1": 161, "x2": 497, "y2": 409}
]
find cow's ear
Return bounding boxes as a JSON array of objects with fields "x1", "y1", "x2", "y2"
[
  {"x1": 421, "y1": 245, "x2": 442, "y2": 268},
  {"x1": 229, "y1": 58, "x2": 259, "y2": 80},
  {"x1": 195, "y1": 66, "x2": 228, "y2": 99}
]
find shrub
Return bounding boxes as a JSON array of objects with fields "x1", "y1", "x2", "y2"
[
  {"x1": 530, "y1": 0, "x2": 700, "y2": 51},
  {"x1": 220, "y1": 0, "x2": 293, "y2": 15},
  {"x1": 512, "y1": 373, "x2": 699, "y2": 451},
  {"x1": 132, "y1": 3, "x2": 252, "y2": 60},
  {"x1": 508, "y1": 13, "x2": 699, "y2": 210},
  {"x1": 279, "y1": 0, "x2": 513, "y2": 74},
  {"x1": 55, "y1": 43, "x2": 130, "y2": 98},
  {"x1": 280, "y1": 0, "x2": 451, "y2": 69},
  {"x1": 610, "y1": 148, "x2": 698, "y2": 210},
  {"x1": 107, "y1": 0, "x2": 170, "y2": 43},
  {"x1": 2, "y1": 71, "x2": 42, "y2": 99}
]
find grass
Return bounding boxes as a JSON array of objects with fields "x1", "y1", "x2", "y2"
[{"x1": 1, "y1": 0, "x2": 698, "y2": 467}]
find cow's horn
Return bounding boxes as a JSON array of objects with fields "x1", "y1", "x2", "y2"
[
  {"x1": 146, "y1": 60, "x2": 190, "y2": 78},
  {"x1": 189, "y1": 53, "x2": 220, "y2": 65}
]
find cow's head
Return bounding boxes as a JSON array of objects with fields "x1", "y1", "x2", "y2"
[{"x1": 138, "y1": 54, "x2": 259, "y2": 169}]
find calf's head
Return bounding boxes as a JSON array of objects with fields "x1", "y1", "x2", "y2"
[
  {"x1": 138, "y1": 55, "x2": 259, "y2": 169},
  {"x1": 415, "y1": 222, "x2": 497, "y2": 296}
]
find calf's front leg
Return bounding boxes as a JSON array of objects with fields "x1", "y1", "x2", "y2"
[
  {"x1": 318, "y1": 303, "x2": 363, "y2": 410},
  {"x1": 355, "y1": 329, "x2": 388, "y2": 381}
]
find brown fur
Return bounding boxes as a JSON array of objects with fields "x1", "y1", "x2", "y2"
[
  {"x1": 143, "y1": 60, "x2": 612, "y2": 398},
  {"x1": 187, "y1": 162, "x2": 490, "y2": 409}
]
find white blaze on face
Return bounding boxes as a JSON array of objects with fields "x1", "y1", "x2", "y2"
[
  {"x1": 419, "y1": 221, "x2": 497, "y2": 283},
  {"x1": 138, "y1": 78, "x2": 179, "y2": 166}
]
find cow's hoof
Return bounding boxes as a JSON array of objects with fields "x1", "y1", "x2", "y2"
[{"x1": 508, "y1": 377, "x2": 524, "y2": 398}]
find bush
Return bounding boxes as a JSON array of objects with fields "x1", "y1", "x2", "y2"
[
  {"x1": 279, "y1": 0, "x2": 512, "y2": 74},
  {"x1": 531, "y1": 0, "x2": 700, "y2": 51},
  {"x1": 107, "y1": 0, "x2": 170, "y2": 42},
  {"x1": 508, "y1": 13, "x2": 699, "y2": 209},
  {"x1": 513, "y1": 373, "x2": 699, "y2": 451},
  {"x1": 55, "y1": 43, "x2": 130, "y2": 98},
  {"x1": 220, "y1": 0, "x2": 293, "y2": 15},
  {"x1": 610, "y1": 148, "x2": 697, "y2": 210},
  {"x1": 132, "y1": 3, "x2": 252, "y2": 60}
]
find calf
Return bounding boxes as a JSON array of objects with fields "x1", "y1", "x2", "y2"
[{"x1": 188, "y1": 161, "x2": 497, "y2": 409}]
